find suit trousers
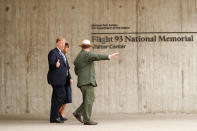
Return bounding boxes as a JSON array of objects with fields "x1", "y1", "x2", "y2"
[
  {"x1": 74, "y1": 85, "x2": 95, "y2": 123},
  {"x1": 50, "y1": 85, "x2": 66, "y2": 121}
]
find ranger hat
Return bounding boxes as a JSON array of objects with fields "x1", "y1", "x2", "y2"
[{"x1": 79, "y1": 40, "x2": 93, "y2": 47}]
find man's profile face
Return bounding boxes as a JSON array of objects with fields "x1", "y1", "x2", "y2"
[{"x1": 57, "y1": 40, "x2": 65, "y2": 51}]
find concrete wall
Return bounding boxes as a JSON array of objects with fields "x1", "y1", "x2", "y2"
[{"x1": 1, "y1": 0, "x2": 197, "y2": 115}]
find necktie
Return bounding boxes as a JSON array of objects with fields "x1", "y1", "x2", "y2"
[
  {"x1": 60, "y1": 51, "x2": 67, "y2": 64},
  {"x1": 59, "y1": 51, "x2": 68, "y2": 76}
]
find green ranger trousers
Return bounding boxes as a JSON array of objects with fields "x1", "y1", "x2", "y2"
[{"x1": 74, "y1": 85, "x2": 95, "y2": 123}]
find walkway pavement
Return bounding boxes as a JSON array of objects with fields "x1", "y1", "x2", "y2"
[{"x1": 0, "y1": 113, "x2": 197, "y2": 131}]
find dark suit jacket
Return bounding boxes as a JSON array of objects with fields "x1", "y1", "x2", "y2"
[{"x1": 47, "y1": 47, "x2": 71, "y2": 86}]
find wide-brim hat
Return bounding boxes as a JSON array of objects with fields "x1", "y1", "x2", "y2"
[{"x1": 79, "y1": 40, "x2": 93, "y2": 47}]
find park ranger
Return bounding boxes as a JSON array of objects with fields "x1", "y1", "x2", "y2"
[{"x1": 73, "y1": 39, "x2": 118, "y2": 125}]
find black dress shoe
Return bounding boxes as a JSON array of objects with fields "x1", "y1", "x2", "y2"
[
  {"x1": 73, "y1": 112, "x2": 83, "y2": 123},
  {"x1": 84, "y1": 121, "x2": 98, "y2": 125},
  {"x1": 59, "y1": 113, "x2": 68, "y2": 121},
  {"x1": 50, "y1": 117, "x2": 64, "y2": 123}
]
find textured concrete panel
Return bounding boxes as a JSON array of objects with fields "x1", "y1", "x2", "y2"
[{"x1": 0, "y1": 0, "x2": 197, "y2": 116}]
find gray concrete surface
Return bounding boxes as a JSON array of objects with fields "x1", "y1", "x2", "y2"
[
  {"x1": 0, "y1": 114, "x2": 197, "y2": 131},
  {"x1": 1, "y1": 0, "x2": 197, "y2": 115}
]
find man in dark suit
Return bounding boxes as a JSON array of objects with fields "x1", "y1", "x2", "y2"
[{"x1": 47, "y1": 37, "x2": 69, "y2": 123}]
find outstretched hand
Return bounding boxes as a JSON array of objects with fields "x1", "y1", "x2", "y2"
[{"x1": 109, "y1": 53, "x2": 119, "y2": 59}]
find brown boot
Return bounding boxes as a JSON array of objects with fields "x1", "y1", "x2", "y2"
[
  {"x1": 84, "y1": 121, "x2": 98, "y2": 125},
  {"x1": 73, "y1": 112, "x2": 83, "y2": 123}
]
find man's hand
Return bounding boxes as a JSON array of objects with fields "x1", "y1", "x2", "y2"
[
  {"x1": 109, "y1": 53, "x2": 119, "y2": 59},
  {"x1": 70, "y1": 79, "x2": 73, "y2": 85},
  {"x1": 56, "y1": 59, "x2": 60, "y2": 68}
]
